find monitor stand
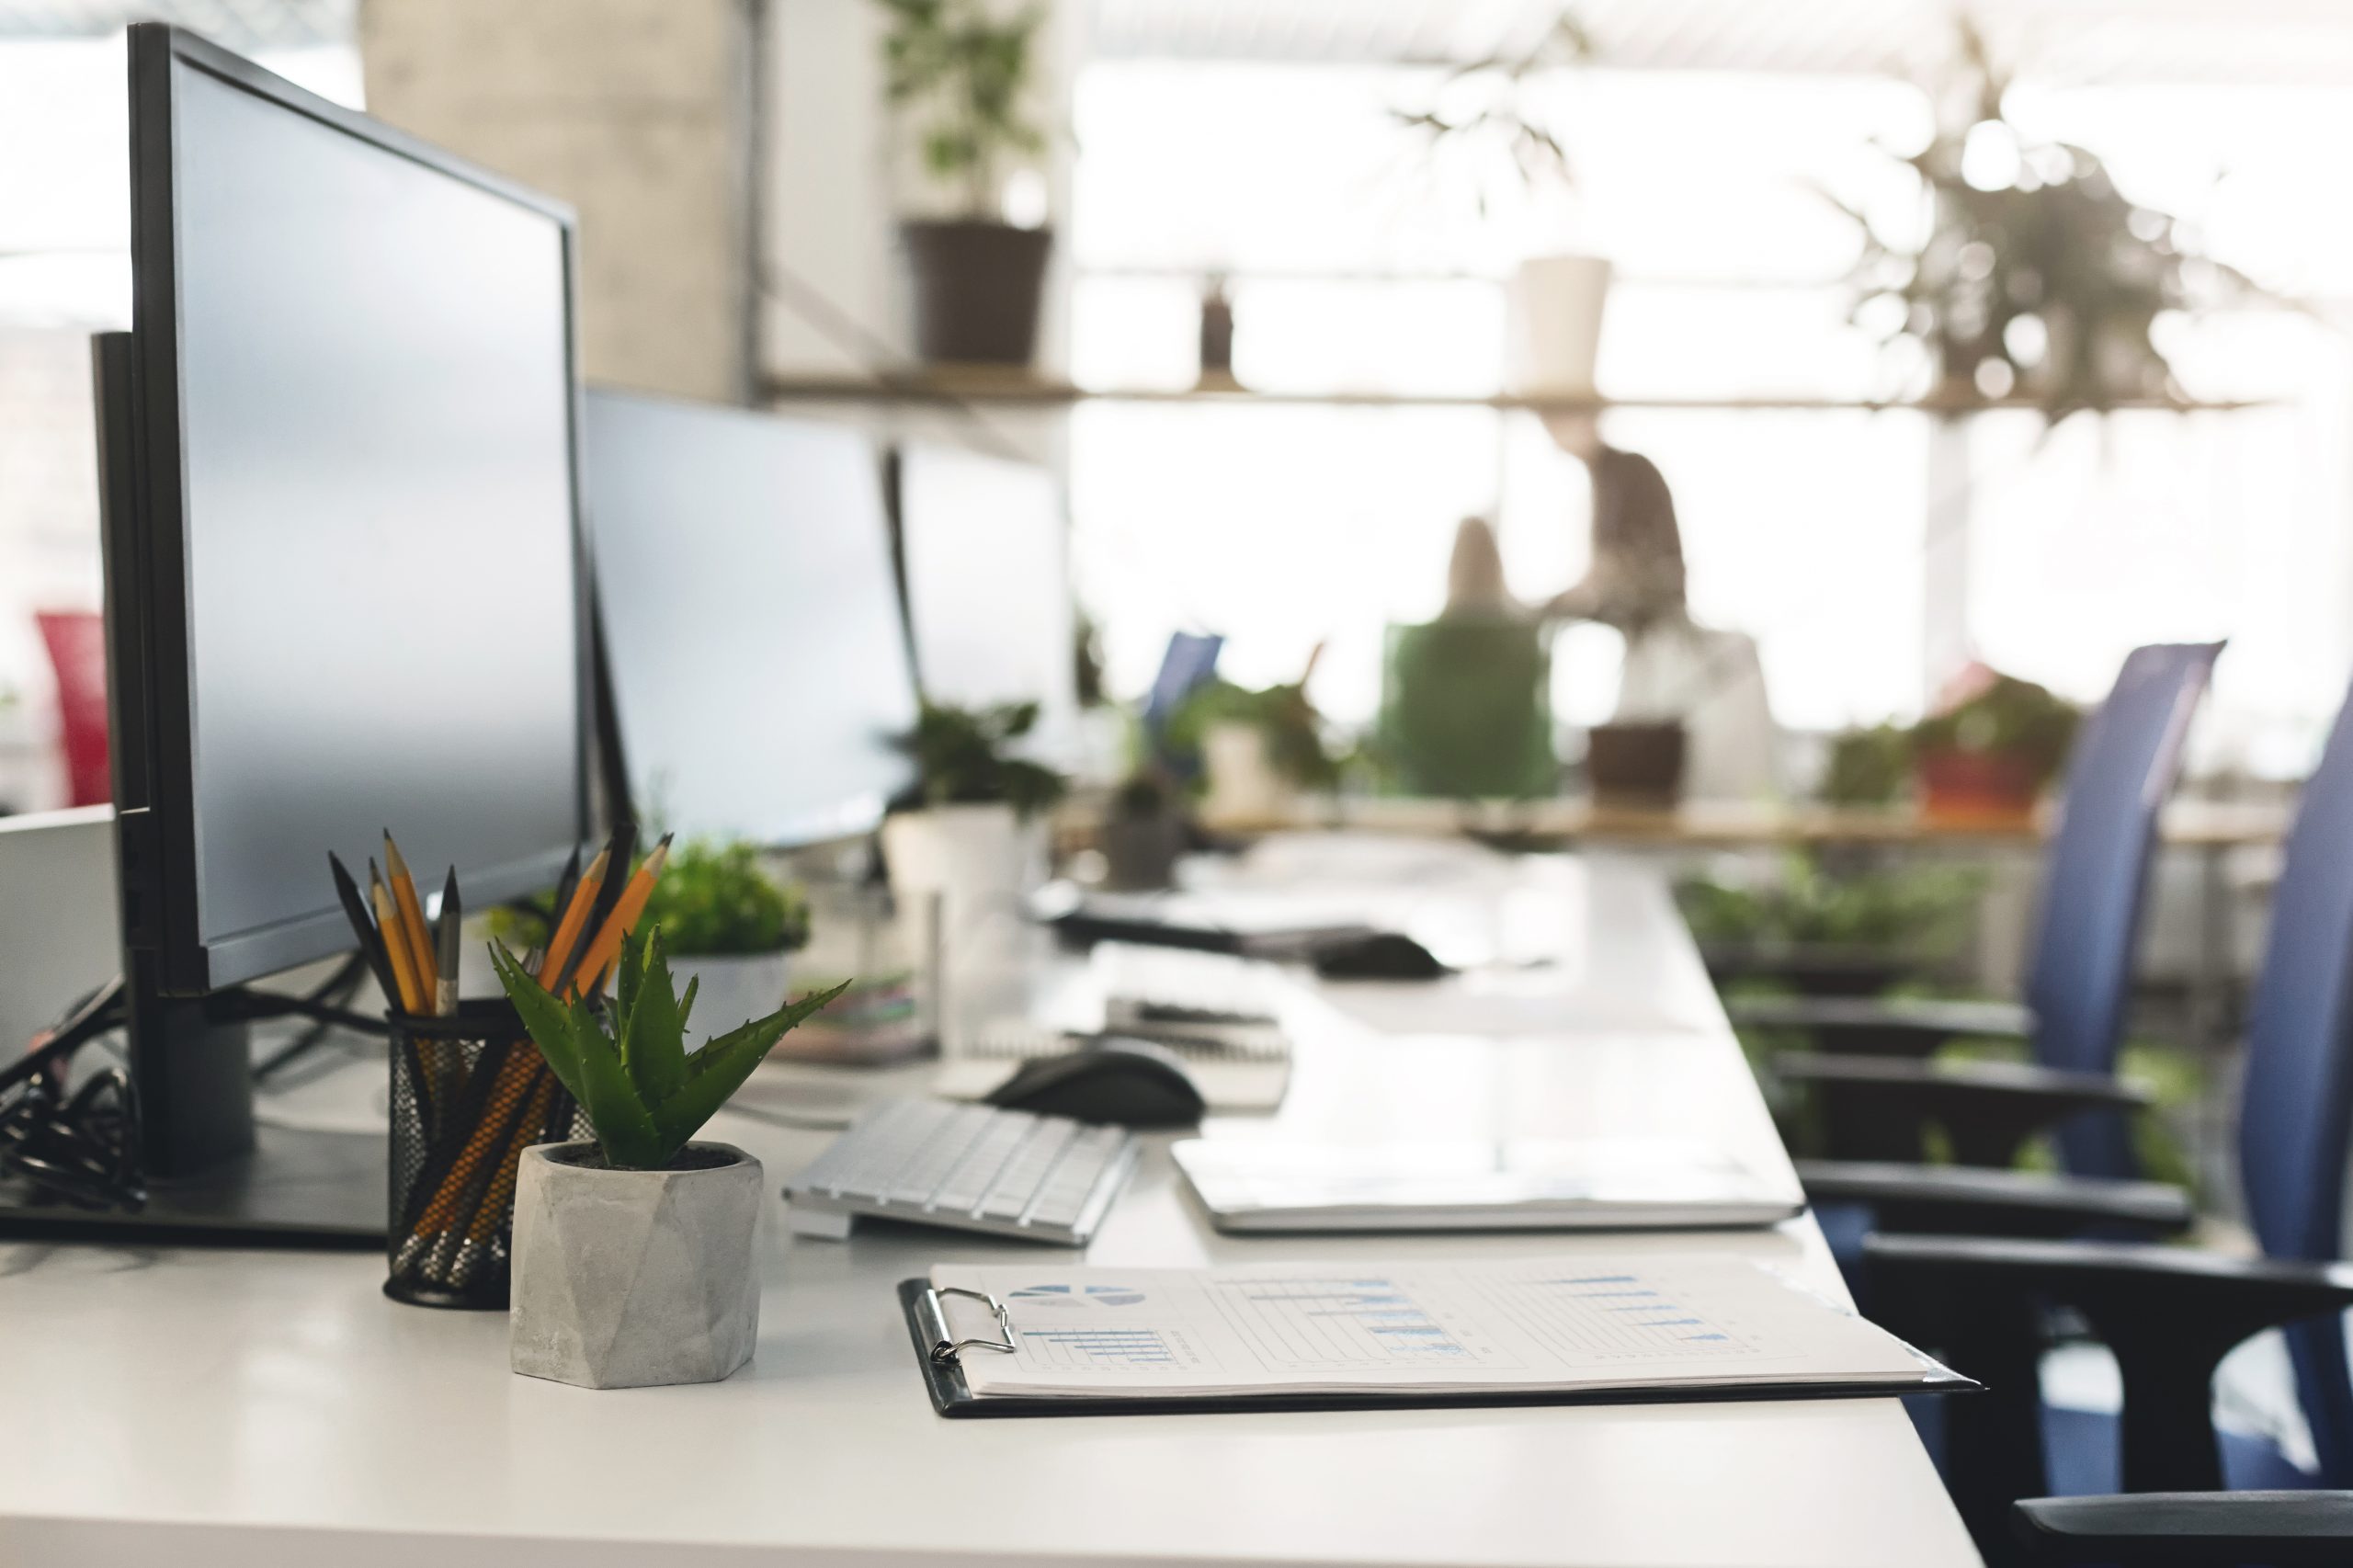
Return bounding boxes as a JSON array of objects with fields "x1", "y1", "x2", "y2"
[{"x1": 0, "y1": 954, "x2": 384, "y2": 1249}]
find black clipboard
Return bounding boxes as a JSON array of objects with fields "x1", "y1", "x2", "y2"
[{"x1": 898, "y1": 1278, "x2": 1979, "y2": 1419}]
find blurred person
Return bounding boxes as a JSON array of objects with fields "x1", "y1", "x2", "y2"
[
  {"x1": 1443, "y1": 515, "x2": 1524, "y2": 619},
  {"x1": 1538, "y1": 413, "x2": 1778, "y2": 801}
]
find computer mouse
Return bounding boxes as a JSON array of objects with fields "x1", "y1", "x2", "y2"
[
  {"x1": 1310, "y1": 930, "x2": 1451, "y2": 983},
  {"x1": 984, "y1": 1038, "x2": 1207, "y2": 1129}
]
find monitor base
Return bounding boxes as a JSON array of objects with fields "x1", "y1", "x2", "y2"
[{"x1": 0, "y1": 1121, "x2": 383, "y2": 1249}]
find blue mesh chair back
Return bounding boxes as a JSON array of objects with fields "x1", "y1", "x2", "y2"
[
  {"x1": 2238, "y1": 683, "x2": 2353, "y2": 1483},
  {"x1": 2022, "y1": 642, "x2": 2222, "y2": 1177}
]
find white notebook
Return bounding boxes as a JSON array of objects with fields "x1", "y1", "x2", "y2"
[
  {"x1": 1173, "y1": 1138, "x2": 1803, "y2": 1232},
  {"x1": 926, "y1": 1256, "x2": 1960, "y2": 1403}
]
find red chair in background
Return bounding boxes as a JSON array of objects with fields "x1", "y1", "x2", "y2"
[{"x1": 35, "y1": 610, "x2": 108, "y2": 807}]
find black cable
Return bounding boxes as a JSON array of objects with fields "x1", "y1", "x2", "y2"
[
  {"x1": 0, "y1": 979, "x2": 140, "y2": 1210},
  {"x1": 250, "y1": 953, "x2": 384, "y2": 1083}
]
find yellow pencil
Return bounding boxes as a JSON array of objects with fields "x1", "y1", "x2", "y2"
[
  {"x1": 537, "y1": 846, "x2": 610, "y2": 985},
  {"x1": 568, "y1": 835, "x2": 672, "y2": 996},
  {"x1": 371, "y1": 877, "x2": 426, "y2": 1015},
  {"x1": 382, "y1": 832, "x2": 439, "y2": 1001}
]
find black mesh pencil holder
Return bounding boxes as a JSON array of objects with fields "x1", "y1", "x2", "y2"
[{"x1": 385, "y1": 998, "x2": 587, "y2": 1310}]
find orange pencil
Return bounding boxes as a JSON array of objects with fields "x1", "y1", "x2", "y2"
[
  {"x1": 567, "y1": 835, "x2": 672, "y2": 996},
  {"x1": 371, "y1": 876, "x2": 426, "y2": 1015},
  {"x1": 382, "y1": 832, "x2": 439, "y2": 1001},
  {"x1": 537, "y1": 845, "x2": 610, "y2": 985}
]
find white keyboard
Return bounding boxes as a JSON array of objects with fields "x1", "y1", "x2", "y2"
[{"x1": 783, "y1": 1096, "x2": 1138, "y2": 1245}]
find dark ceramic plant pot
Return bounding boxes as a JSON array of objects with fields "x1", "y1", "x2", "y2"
[
  {"x1": 1915, "y1": 748, "x2": 2040, "y2": 825},
  {"x1": 1587, "y1": 722, "x2": 1686, "y2": 807},
  {"x1": 901, "y1": 220, "x2": 1052, "y2": 367},
  {"x1": 1102, "y1": 810, "x2": 1185, "y2": 892}
]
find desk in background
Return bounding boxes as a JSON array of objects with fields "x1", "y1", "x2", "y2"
[{"x1": 0, "y1": 855, "x2": 1980, "y2": 1568}]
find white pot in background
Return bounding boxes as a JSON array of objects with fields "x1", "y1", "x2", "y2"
[
  {"x1": 509, "y1": 1141, "x2": 763, "y2": 1390},
  {"x1": 881, "y1": 803, "x2": 1048, "y2": 1044},
  {"x1": 671, "y1": 949, "x2": 790, "y2": 1037},
  {"x1": 1504, "y1": 253, "x2": 1613, "y2": 395},
  {"x1": 1201, "y1": 721, "x2": 1293, "y2": 824}
]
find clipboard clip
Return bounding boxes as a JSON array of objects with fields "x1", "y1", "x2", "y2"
[{"x1": 916, "y1": 1285, "x2": 1019, "y2": 1365}]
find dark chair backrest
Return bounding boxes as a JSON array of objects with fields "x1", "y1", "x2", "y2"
[
  {"x1": 2239, "y1": 683, "x2": 2353, "y2": 1483},
  {"x1": 2022, "y1": 642, "x2": 2222, "y2": 1177}
]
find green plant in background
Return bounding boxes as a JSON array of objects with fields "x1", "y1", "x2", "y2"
[
  {"x1": 640, "y1": 840, "x2": 810, "y2": 958},
  {"x1": 1832, "y1": 19, "x2": 2266, "y2": 424},
  {"x1": 1819, "y1": 723, "x2": 1913, "y2": 806},
  {"x1": 493, "y1": 929, "x2": 847, "y2": 1170},
  {"x1": 1165, "y1": 678, "x2": 1344, "y2": 793},
  {"x1": 1933, "y1": 1034, "x2": 2205, "y2": 1197},
  {"x1": 1912, "y1": 672, "x2": 2081, "y2": 792},
  {"x1": 896, "y1": 699, "x2": 1070, "y2": 816},
  {"x1": 1676, "y1": 850, "x2": 1984, "y2": 957},
  {"x1": 874, "y1": 0, "x2": 1047, "y2": 217}
]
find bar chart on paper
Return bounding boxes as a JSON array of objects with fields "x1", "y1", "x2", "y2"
[
  {"x1": 1205, "y1": 1275, "x2": 1518, "y2": 1370},
  {"x1": 1483, "y1": 1269, "x2": 1756, "y2": 1362}
]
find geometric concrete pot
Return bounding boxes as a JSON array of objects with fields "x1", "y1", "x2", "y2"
[{"x1": 509, "y1": 1141, "x2": 763, "y2": 1390}]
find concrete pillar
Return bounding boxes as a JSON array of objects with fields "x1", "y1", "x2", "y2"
[{"x1": 358, "y1": 0, "x2": 759, "y2": 403}]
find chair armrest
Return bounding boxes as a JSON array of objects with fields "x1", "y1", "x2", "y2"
[
  {"x1": 2013, "y1": 1491, "x2": 2353, "y2": 1566},
  {"x1": 1869, "y1": 1235, "x2": 2353, "y2": 1495},
  {"x1": 1795, "y1": 1159, "x2": 2192, "y2": 1239},
  {"x1": 1727, "y1": 994, "x2": 2032, "y2": 1058},
  {"x1": 1777, "y1": 1053, "x2": 2150, "y2": 1167}
]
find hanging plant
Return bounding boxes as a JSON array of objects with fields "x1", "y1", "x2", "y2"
[{"x1": 1835, "y1": 19, "x2": 2264, "y2": 424}]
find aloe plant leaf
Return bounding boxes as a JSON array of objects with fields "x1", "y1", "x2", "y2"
[
  {"x1": 492, "y1": 941, "x2": 592, "y2": 1109},
  {"x1": 678, "y1": 974, "x2": 698, "y2": 1031},
  {"x1": 618, "y1": 926, "x2": 688, "y2": 1108},
  {"x1": 650, "y1": 981, "x2": 850, "y2": 1150},
  {"x1": 493, "y1": 937, "x2": 665, "y2": 1167},
  {"x1": 614, "y1": 917, "x2": 645, "y2": 1023}
]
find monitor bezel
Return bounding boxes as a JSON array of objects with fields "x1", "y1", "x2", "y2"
[{"x1": 119, "y1": 24, "x2": 592, "y2": 993}]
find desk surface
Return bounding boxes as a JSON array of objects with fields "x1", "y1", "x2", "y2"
[
  {"x1": 0, "y1": 854, "x2": 1980, "y2": 1568},
  {"x1": 1198, "y1": 794, "x2": 2290, "y2": 849}
]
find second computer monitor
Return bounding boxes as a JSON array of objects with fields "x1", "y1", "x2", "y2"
[
  {"x1": 891, "y1": 441, "x2": 1079, "y2": 764},
  {"x1": 583, "y1": 390, "x2": 919, "y2": 846}
]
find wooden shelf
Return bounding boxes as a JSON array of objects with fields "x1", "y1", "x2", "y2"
[{"x1": 761, "y1": 372, "x2": 2264, "y2": 416}]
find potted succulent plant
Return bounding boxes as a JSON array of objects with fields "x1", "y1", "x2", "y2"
[
  {"x1": 494, "y1": 932, "x2": 845, "y2": 1390},
  {"x1": 882, "y1": 699, "x2": 1069, "y2": 939},
  {"x1": 1392, "y1": 15, "x2": 1607, "y2": 397},
  {"x1": 1834, "y1": 19, "x2": 2263, "y2": 422},
  {"x1": 639, "y1": 839, "x2": 811, "y2": 1040},
  {"x1": 874, "y1": 0, "x2": 1053, "y2": 368}
]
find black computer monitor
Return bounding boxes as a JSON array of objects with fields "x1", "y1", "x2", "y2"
[
  {"x1": 888, "y1": 441, "x2": 1080, "y2": 765},
  {"x1": 83, "y1": 27, "x2": 587, "y2": 1218},
  {"x1": 582, "y1": 389, "x2": 919, "y2": 846}
]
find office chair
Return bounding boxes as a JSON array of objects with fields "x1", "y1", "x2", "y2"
[
  {"x1": 1756, "y1": 643, "x2": 2222, "y2": 1241},
  {"x1": 36, "y1": 610, "x2": 110, "y2": 808},
  {"x1": 1865, "y1": 673, "x2": 2353, "y2": 1556},
  {"x1": 1375, "y1": 619, "x2": 1555, "y2": 799}
]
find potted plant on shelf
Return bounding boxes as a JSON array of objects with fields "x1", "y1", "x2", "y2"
[
  {"x1": 883, "y1": 699, "x2": 1069, "y2": 936},
  {"x1": 1167, "y1": 675, "x2": 1342, "y2": 825},
  {"x1": 639, "y1": 839, "x2": 811, "y2": 1039},
  {"x1": 874, "y1": 0, "x2": 1053, "y2": 368},
  {"x1": 493, "y1": 932, "x2": 846, "y2": 1390},
  {"x1": 1834, "y1": 19, "x2": 2264, "y2": 422},
  {"x1": 1100, "y1": 764, "x2": 1187, "y2": 891},
  {"x1": 1909, "y1": 665, "x2": 2079, "y2": 824},
  {"x1": 1392, "y1": 13, "x2": 1607, "y2": 399}
]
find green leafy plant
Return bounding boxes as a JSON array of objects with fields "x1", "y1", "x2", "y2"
[
  {"x1": 896, "y1": 699, "x2": 1069, "y2": 817},
  {"x1": 492, "y1": 929, "x2": 847, "y2": 1170},
  {"x1": 1165, "y1": 678, "x2": 1343, "y2": 793},
  {"x1": 1676, "y1": 851, "x2": 1984, "y2": 957},
  {"x1": 1912, "y1": 672, "x2": 2080, "y2": 792},
  {"x1": 1833, "y1": 19, "x2": 2263, "y2": 423},
  {"x1": 640, "y1": 840, "x2": 810, "y2": 958},
  {"x1": 1818, "y1": 723, "x2": 1913, "y2": 807},
  {"x1": 875, "y1": 0, "x2": 1048, "y2": 217}
]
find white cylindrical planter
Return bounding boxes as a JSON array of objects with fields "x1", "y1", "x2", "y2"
[
  {"x1": 881, "y1": 803, "x2": 1048, "y2": 1049},
  {"x1": 510, "y1": 1141, "x2": 763, "y2": 1390},
  {"x1": 1504, "y1": 253, "x2": 1613, "y2": 395},
  {"x1": 1201, "y1": 721, "x2": 1294, "y2": 825},
  {"x1": 670, "y1": 950, "x2": 790, "y2": 1036}
]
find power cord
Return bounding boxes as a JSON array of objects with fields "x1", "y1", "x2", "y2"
[{"x1": 0, "y1": 980, "x2": 140, "y2": 1210}]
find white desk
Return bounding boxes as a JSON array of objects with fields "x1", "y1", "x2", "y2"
[{"x1": 0, "y1": 854, "x2": 1979, "y2": 1568}]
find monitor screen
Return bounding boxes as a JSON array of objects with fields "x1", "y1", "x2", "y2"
[
  {"x1": 892, "y1": 442, "x2": 1079, "y2": 764},
  {"x1": 124, "y1": 33, "x2": 585, "y2": 989},
  {"x1": 583, "y1": 390, "x2": 919, "y2": 846}
]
